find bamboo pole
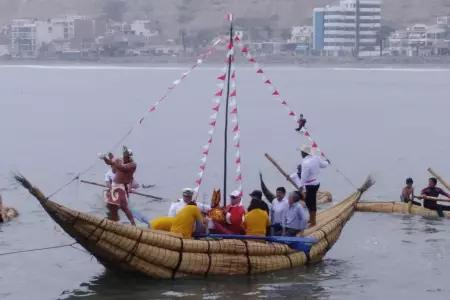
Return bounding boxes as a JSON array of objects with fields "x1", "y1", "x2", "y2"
[
  {"x1": 80, "y1": 180, "x2": 163, "y2": 200},
  {"x1": 264, "y1": 153, "x2": 298, "y2": 189},
  {"x1": 414, "y1": 195, "x2": 450, "y2": 203},
  {"x1": 427, "y1": 167, "x2": 450, "y2": 191}
]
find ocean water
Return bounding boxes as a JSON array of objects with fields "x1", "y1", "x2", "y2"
[{"x1": 1, "y1": 65, "x2": 450, "y2": 300}]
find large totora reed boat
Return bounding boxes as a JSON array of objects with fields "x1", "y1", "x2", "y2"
[
  {"x1": 15, "y1": 175, "x2": 373, "y2": 279},
  {"x1": 356, "y1": 201, "x2": 450, "y2": 218}
]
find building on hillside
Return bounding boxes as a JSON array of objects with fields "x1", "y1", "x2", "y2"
[
  {"x1": 313, "y1": 0, "x2": 381, "y2": 56},
  {"x1": 10, "y1": 19, "x2": 39, "y2": 58}
]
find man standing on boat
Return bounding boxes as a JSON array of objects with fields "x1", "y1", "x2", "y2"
[
  {"x1": 168, "y1": 188, "x2": 211, "y2": 217},
  {"x1": 100, "y1": 146, "x2": 137, "y2": 226},
  {"x1": 420, "y1": 178, "x2": 450, "y2": 212},
  {"x1": 295, "y1": 114, "x2": 307, "y2": 132},
  {"x1": 296, "y1": 145, "x2": 329, "y2": 227}
]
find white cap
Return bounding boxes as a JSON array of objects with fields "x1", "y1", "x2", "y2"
[
  {"x1": 182, "y1": 188, "x2": 194, "y2": 196},
  {"x1": 298, "y1": 144, "x2": 313, "y2": 155},
  {"x1": 230, "y1": 190, "x2": 241, "y2": 197}
]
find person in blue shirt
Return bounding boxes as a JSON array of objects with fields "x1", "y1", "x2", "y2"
[{"x1": 283, "y1": 191, "x2": 310, "y2": 236}]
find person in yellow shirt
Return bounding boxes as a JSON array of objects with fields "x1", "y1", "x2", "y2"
[
  {"x1": 170, "y1": 201, "x2": 203, "y2": 238},
  {"x1": 243, "y1": 199, "x2": 270, "y2": 236},
  {"x1": 149, "y1": 216, "x2": 174, "y2": 231}
]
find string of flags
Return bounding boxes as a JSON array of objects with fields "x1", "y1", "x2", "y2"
[
  {"x1": 193, "y1": 56, "x2": 229, "y2": 195},
  {"x1": 227, "y1": 26, "x2": 244, "y2": 197},
  {"x1": 234, "y1": 35, "x2": 327, "y2": 159},
  {"x1": 138, "y1": 38, "x2": 222, "y2": 125}
]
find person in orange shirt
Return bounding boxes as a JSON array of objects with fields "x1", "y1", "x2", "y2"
[
  {"x1": 150, "y1": 216, "x2": 174, "y2": 231},
  {"x1": 170, "y1": 201, "x2": 203, "y2": 238},
  {"x1": 243, "y1": 198, "x2": 270, "y2": 236}
]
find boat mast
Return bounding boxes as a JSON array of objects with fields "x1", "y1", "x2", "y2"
[{"x1": 223, "y1": 17, "x2": 234, "y2": 206}]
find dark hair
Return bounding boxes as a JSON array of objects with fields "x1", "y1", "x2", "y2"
[
  {"x1": 276, "y1": 187, "x2": 286, "y2": 194},
  {"x1": 187, "y1": 201, "x2": 197, "y2": 206},
  {"x1": 429, "y1": 177, "x2": 438, "y2": 185},
  {"x1": 247, "y1": 198, "x2": 266, "y2": 212},
  {"x1": 406, "y1": 178, "x2": 413, "y2": 185}
]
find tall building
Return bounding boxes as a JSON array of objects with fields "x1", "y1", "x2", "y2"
[{"x1": 313, "y1": 0, "x2": 381, "y2": 55}]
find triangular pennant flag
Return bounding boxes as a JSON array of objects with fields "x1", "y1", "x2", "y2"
[
  {"x1": 233, "y1": 133, "x2": 240, "y2": 140},
  {"x1": 230, "y1": 90, "x2": 236, "y2": 97},
  {"x1": 272, "y1": 90, "x2": 279, "y2": 96},
  {"x1": 212, "y1": 105, "x2": 220, "y2": 111},
  {"x1": 149, "y1": 106, "x2": 156, "y2": 112},
  {"x1": 229, "y1": 99, "x2": 237, "y2": 107},
  {"x1": 289, "y1": 111, "x2": 295, "y2": 116},
  {"x1": 264, "y1": 79, "x2": 271, "y2": 84},
  {"x1": 236, "y1": 174, "x2": 242, "y2": 182},
  {"x1": 197, "y1": 59, "x2": 203, "y2": 64},
  {"x1": 194, "y1": 186, "x2": 199, "y2": 193},
  {"x1": 201, "y1": 156, "x2": 207, "y2": 163},
  {"x1": 231, "y1": 108, "x2": 237, "y2": 114},
  {"x1": 236, "y1": 157, "x2": 241, "y2": 164},
  {"x1": 235, "y1": 150, "x2": 240, "y2": 157},
  {"x1": 227, "y1": 42, "x2": 233, "y2": 50},
  {"x1": 233, "y1": 125, "x2": 239, "y2": 132},
  {"x1": 321, "y1": 152, "x2": 325, "y2": 157},
  {"x1": 312, "y1": 142, "x2": 318, "y2": 148},
  {"x1": 202, "y1": 143, "x2": 210, "y2": 149},
  {"x1": 236, "y1": 165, "x2": 241, "y2": 173},
  {"x1": 304, "y1": 131, "x2": 310, "y2": 137},
  {"x1": 241, "y1": 47, "x2": 248, "y2": 53},
  {"x1": 217, "y1": 74, "x2": 226, "y2": 81},
  {"x1": 196, "y1": 179, "x2": 202, "y2": 185},
  {"x1": 231, "y1": 117, "x2": 238, "y2": 123},
  {"x1": 198, "y1": 171, "x2": 204, "y2": 177},
  {"x1": 281, "y1": 100, "x2": 287, "y2": 105},
  {"x1": 208, "y1": 128, "x2": 214, "y2": 135},
  {"x1": 200, "y1": 165, "x2": 206, "y2": 171},
  {"x1": 215, "y1": 90, "x2": 223, "y2": 96},
  {"x1": 231, "y1": 72, "x2": 235, "y2": 79},
  {"x1": 248, "y1": 57, "x2": 256, "y2": 63},
  {"x1": 168, "y1": 86, "x2": 175, "y2": 90},
  {"x1": 173, "y1": 79, "x2": 181, "y2": 85},
  {"x1": 234, "y1": 35, "x2": 240, "y2": 41},
  {"x1": 209, "y1": 121, "x2": 216, "y2": 126},
  {"x1": 202, "y1": 149, "x2": 209, "y2": 155},
  {"x1": 256, "y1": 68, "x2": 263, "y2": 74},
  {"x1": 235, "y1": 142, "x2": 240, "y2": 148},
  {"x1": 214, "y1": 97, "x2": 220, "y2": 104},
  {"x1": 208, "y1": 137, "x2": 212, "y2": 143}
]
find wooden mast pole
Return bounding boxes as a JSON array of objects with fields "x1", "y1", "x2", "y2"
[{"x1": 223, "y1": 16, "x2": 234, "y2": 206}]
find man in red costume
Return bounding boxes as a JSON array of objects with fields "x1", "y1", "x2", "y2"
[{"x1": 213, "y1": 190, "x2": 246, "y2": 235}]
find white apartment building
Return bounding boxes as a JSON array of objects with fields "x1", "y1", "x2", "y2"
[
  {"x1": 313, "y1": 0, "x2": 381, "y2": 55},
  {"x1": 10, "y1": 15, "x2": 86, "y2": 57}
]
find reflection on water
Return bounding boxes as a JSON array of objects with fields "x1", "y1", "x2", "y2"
[{"x1": 62, "y1": 261, "x2": 348, "y2": 300}]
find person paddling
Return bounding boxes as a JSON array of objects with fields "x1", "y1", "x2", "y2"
[
  {"x1": 296, "y1": 144, "x2": 329, "y2": 227},
  {"x1": 420, "y1": 177, "x2": 450, "y2": 214}
]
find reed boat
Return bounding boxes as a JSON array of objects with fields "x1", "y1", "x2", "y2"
[
  {"x1": 356, "y1": 201, "x2": 450, "y2": 218},
  {"x1": 260, "y1": 172, "x2": 332, "y2": 205},
  {"x1": 15, "y1": 175, "x2": 373, "y2": 279}
]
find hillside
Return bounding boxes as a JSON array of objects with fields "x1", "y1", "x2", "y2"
[{"x1": 1, "y1": 0, "x2": 450, "y2": 36}]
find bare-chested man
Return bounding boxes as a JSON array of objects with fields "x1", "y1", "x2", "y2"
[{"x1": 101, "y1": 146, "x2": 137, "y2": 225}]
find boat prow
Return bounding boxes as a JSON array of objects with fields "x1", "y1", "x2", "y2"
[{"x1": 15, "y1": 174, "x2": 374, "y2": 279}]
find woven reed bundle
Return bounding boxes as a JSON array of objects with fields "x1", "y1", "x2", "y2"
[
  {"x1": 14, "y1": 175, "x2": 373, "y2": 279},
  {"x1": 356, "y1": 201, "x2": 450, "y2": 218}
]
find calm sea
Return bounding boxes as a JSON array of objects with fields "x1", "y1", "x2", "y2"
[{"x1": 1, "y1": 65, "x2": 450, "y2": 300}]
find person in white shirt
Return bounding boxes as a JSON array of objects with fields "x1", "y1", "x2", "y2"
[
  {"x1": 168, "y1": 188, "x2": 212, "y2": 217},
  {"x1": 269, "y1": 187, "x2": 288, "y2": 236},
  {"x1": 297, "y1": 144, "x2": 330, "y2": 227}
]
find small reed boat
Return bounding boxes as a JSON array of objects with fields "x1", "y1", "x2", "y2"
[
  {"x1": 356, "y1": 201, "x2": 450, "y2": 218},
  {"x1": 15, "y1": 174, "x2": 373, "y2": 279}
]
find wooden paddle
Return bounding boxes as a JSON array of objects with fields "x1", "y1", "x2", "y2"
[
  {"x1": 264, "y1": 153, "x2": 299, "y2": 189},
  {"x1": 80, "y1": 180, "x2": 163, "y2": 201},
  {"x1": 427, "y1": 167, "x2": 450, "y2": 192},
  {"x1": 414, "y1": 195, "x2": 450, "y2": 203}
]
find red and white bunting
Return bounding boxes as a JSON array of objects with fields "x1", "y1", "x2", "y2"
[
  {"x1": 228, "y1": 36, "x2": 243, "y2": 197},
  {"x1": 193, "y1": 62, "x2": 229, "y2": 195},
  {"x1": 235, "y1": 38, "x2": 327, "y2": 158},
  {"x1": 138, "y1": 38, "x2": 222, "y2": 125}
]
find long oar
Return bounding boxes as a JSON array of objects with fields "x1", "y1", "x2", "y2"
[
  {"x1": 264, "y1": 153, "x2": 299, "y2": 189},
  {"x1": 427, "y1": 167, "x2": 450, "y2": 191},
  {"x1": 414, "y1": 195, "x2": 450, "y2": 203},
  {"x1": 80, "y1": 180, "x2": 163, "y2": 201}
]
